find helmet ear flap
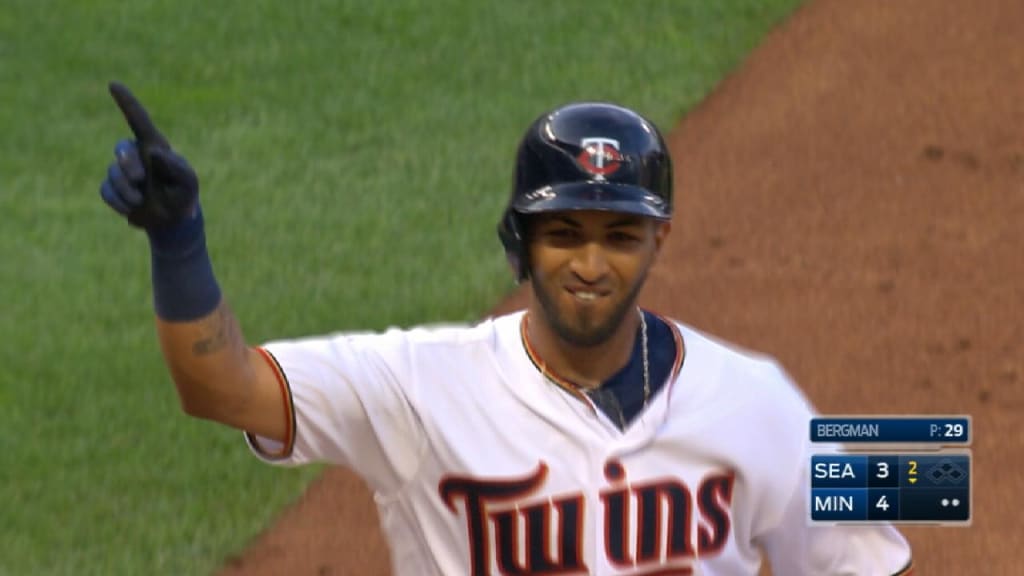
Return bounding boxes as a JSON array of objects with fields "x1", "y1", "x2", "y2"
[{"x1": 497, "y1": 209, "x2": 529, "y2": 282}]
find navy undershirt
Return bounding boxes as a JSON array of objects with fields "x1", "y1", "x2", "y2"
[{"x1": 585, "y1": 310, "x2": 677, "y2": 430}]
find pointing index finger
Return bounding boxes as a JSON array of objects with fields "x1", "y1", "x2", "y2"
[{"x1": 108, "y1": 81, "x2": 170, "y2": 149}]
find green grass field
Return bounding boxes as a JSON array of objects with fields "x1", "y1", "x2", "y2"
[{"x1": 1, "y1": 1, "x2": 804, "y2": 573}]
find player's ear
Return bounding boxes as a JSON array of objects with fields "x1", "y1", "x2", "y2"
[{"x1": 653, "y1": 221, "x2": 671, "y2": 252}]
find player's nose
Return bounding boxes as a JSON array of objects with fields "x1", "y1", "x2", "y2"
[{"x1": 568, "y1": 242, "x2": 610, "y2": 283}]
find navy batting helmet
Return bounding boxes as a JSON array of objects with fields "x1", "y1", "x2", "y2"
[{"x1": 497, "y1": 101, "x2": 673, "y2": 281}]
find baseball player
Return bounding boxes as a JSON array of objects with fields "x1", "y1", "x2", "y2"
[{"x1": 99, "y1": 81, "x2": 914, "y2": 575}]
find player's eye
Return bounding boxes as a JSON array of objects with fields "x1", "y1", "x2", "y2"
[
  {"x1": 608, "y1": 231, "x2": 641, "y2": 245},
  {"x1": 546, "y1": 228, "x2": 580, "y2": 240}
]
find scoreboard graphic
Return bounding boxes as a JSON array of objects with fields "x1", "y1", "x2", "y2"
[{"x1": 809, "y1": 415, "x2": 972, "y2": 526}]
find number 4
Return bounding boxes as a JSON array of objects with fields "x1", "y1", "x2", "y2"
[{"x1": 875, "y1": 494, "x2": 890, "y2": 511}]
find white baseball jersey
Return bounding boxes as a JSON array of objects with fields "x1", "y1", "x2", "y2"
[{"x1": 245, "y1": 310, "x2": 913, "y2": 575}]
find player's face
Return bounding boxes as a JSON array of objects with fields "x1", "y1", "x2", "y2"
[{"x1": 527, "y1": 210, "x2": 670, "y2": 347}]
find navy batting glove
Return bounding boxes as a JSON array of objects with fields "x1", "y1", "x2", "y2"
[
  {"x1": 100, "y1": 82, "x2": 199, "y2": 230},
  {"x1": 100, "y1": 81, "x2": 221, "y2": 321},
  {"x1": 100, "y1": 139, "x2": 145, "y2": 216}
]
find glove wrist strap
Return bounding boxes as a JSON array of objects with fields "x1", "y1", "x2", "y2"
[{"x1": 146, "y1": 204, "x2": 222, "y2": 321}]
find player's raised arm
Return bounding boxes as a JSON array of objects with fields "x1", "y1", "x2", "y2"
[{"x1": 99, "y1": 82, "x2": 287, "y2": 442}]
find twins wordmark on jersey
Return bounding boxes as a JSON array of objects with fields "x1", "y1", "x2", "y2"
[{"x1": 439, "y1": 457, "x2": 735, "y2": 575}]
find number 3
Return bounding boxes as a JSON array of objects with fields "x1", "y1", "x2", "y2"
[{"x1": 876, "y1": 461, "x2": 889, "y2": 478}]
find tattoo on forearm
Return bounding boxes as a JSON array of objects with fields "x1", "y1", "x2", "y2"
[{"x1": 191, "y1": 306, "x2": 239, "y2": 356}]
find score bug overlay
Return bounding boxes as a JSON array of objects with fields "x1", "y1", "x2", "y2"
[{"x1": 808, "y1": 415, "x2": 972, "y2": 526}]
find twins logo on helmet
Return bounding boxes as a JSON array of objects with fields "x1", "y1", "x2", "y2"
[{"x1": 577, "y1": 137, "x2": 623, "y2": 179}]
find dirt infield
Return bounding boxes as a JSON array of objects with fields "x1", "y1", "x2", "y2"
[{"x1": 220, "y1": 0, "x2": 1022, "y2": 573}]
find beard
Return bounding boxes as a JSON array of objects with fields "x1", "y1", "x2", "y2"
[{"x1": 531, "y1": 268, "x2": 649, "y2": 348}]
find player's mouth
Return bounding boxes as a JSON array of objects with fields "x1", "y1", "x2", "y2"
[{"x1": 564, "y1": 286, "x2": 611, "y2": 304}]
